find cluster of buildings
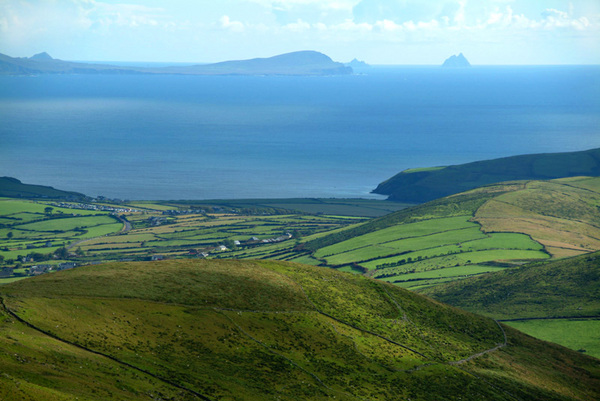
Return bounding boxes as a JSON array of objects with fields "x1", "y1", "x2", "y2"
[
  {"x1": 28, "y1": 262, "x2": 77, "y2": 276},
  {"x1": 161, "y1": 208, "x2": 207, "y2": 216},
  {"x1": 48, "y1": 202, "x2": 139, "y2": 213}
]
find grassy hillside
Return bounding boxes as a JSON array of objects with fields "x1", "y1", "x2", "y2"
[
  {"x1": 0, "y1": 177, "x2": 86, "y2": 200},
  {"x1": 300, "y1": 177, "x2": 600, "y2": 289},
  {"x1": 373, "y1": 148, "x2": 600, "y2": 203},
  {"x1": 1, "y1": 259, "x2": 599, "y2": 400},
  {"x1": 422, "y1": 252, "x2": 600, "y2": 358},
  {"x1": 422, "y1": 252, "x2": 600, "y2": 320}
]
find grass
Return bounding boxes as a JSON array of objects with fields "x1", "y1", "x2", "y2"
[
  {"x1": 302, "y1": 177, "x2": 600, "y2": 290},
  {"x1": 17, "y1": 215, "x2": 118, "y2": 232},
  {"x1": 380, "y1": 265, "x2": 510, "y2": 282},
  {"x1": 321, "y1": 226, "x2": 487, "y2": 265},
  {"x1": 314, "y1": 215, "x2": 476, "y2": 258},
  {"x1": 504, "y1": 319, "x2": 600, "y2": 359},
  {"x1": 1, "y1": 259, "x2": 599, "y2": 400}
]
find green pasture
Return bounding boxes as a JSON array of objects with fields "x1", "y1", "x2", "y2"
[
  {"x1": 18, "y1": 215, "x2": 119, "y2": 232},
  {"x1": 505, "y1": 319, "x2": 600, "y2": 359},
  {"x1": 81, "y1": 222, "x2": 124, "y2": 238},
  {"x1": 0, "y1": 199, "x2": 98, "y2": 216},
  {"x1": 380, "y1": 265, "x2": 509, "y2": 282},
  {"x1": 371, "y1": 249, "x2": 548, "y2": 280},
  {"x1": 564, "y1": 176, "x2": 600, "y2": 193},
  {"x1": 460, "y1": 233, "x2": 544, "y2": 251},
  {"x1": 361, "y1": 244, "x2": 463, "y2": 270},
  {"x1": 314, "y1": 215, "x2": 476, "y2": 259},
  {"x1": 322, "y1": 226, "x2": 487, "y2": 265}
]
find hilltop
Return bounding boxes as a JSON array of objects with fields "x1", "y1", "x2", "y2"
[
  {"x1": 0, "y1": 50, "x2": 352, "y2": 76},
  {"x1": 373, "y1": 147, "x2": 600, "y2": 203},
  {"x1": 0, "y1": 176, "x2": 87, "y2": 200},
  {"x1": 1, "y1": 259, "x2": 599, "y2": 400}
]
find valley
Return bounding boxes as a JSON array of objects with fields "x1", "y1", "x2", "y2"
[{"x1": 1, "y1": 152, "x2": 600, "y2": 399}]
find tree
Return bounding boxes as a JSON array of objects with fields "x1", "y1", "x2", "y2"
[
  {"x1": 54, "y1": 247, "x2": 69, "y2": 260},
  {"x1": 6, "y1": 232, "x2": 13, "y2": 239},
  {"x1": 44, "y1": 207, "x2": 54, "y2": 215}
]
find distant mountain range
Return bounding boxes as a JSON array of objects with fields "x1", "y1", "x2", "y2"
[
  {"x1": 373, "y1": 147, "x2": 600, "y2": 203},
  {"x1": 0, "y1": 50, "x2": 353, "y2": 76}
]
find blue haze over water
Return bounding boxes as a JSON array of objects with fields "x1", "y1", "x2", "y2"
[{"x1": 1, "y1": 66, "x2": 599, "y2": 200}]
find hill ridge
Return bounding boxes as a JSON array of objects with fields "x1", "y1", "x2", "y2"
[
  {"x1": 373, "y1": 147, "x2": 600, "y2": 203},
  {"x1": 0, "y1": 50, "x2": 352, "y2": 76}
]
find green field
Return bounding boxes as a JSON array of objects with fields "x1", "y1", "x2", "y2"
[
  {"x1": 3, "y1": 176, "x2": 600, "y2": 294},
  {"x1": 0, "y1": 199, "x2": 123, "y2": 269},
  {"x1": 300, "y1": 177, "x2": 600, "y2": 289},
  {"x1": 504, "y1": 319, "x2": 600, "y2": 359}
]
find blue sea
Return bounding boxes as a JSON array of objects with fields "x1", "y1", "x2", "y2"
[{"x1": 1, "y1": 66, "x2": 599, "y2": 200}]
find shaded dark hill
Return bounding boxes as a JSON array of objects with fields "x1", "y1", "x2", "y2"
[
  {"x1": 0, "y1": 176, "x2": 87, "y2": 200},
  {"x1": 422, "y1": 251, "x2": 600, "y2": 320},
  {"x1": 1, "y1": 259, "x2": 599, "y2": 400},
  {"x1": 373, "y1": 148, "x2": 600, "y2": 203}
]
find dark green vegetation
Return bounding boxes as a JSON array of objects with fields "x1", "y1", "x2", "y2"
[
  {"x1": 422, "y1": 252, "x2": 600, "y2": 358},
  {"x1": 0, "y1": 50, "x2": 352, "y2": 76},
  {"x1": 373, "y1": 147, "x2": 600, "y2": 203},
  {"x1": 2, "y1": 259, "x2": 599, "y2": 400},
  {"x1": 0, "y1": 177, "x2": 86, "y2": 200}
]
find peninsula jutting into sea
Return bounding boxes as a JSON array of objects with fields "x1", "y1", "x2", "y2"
[{"x1": 0, "y1": 50, "x2": 353, "y2": 76}]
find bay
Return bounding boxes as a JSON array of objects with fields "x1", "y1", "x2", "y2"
[{"x1": 1, "y1": 66, "x2": 599, "y2": 200}]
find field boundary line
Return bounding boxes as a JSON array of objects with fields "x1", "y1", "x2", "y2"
[
  {"x1": 0, "y1": 295, "x2": 214, "y2": 401},
  {"x1": 499, "y1": 315, "x2": 600, "y2": 322}
]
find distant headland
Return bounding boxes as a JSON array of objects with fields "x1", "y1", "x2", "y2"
[
  {"x1": 0, "y1": 50, "x2": 353, "y2": 76},
  {"x1": 442, "y1": 53, "x2": 471, "y2": 67}
]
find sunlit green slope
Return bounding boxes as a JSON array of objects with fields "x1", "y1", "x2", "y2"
[
  {"x1": 301, "y1": 177, "x2": 600, "y2": 289},
  {"x1": 1, "y1": 259, "x2": 599, "y2": 400}
]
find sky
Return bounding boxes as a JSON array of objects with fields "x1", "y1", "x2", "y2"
[{"x1": 0, "y1": 0, "x2": 599, "y2": 65}]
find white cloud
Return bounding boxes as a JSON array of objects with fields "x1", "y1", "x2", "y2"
[
  {"x1": 0, "y1": 0, "x2": 598, "y2": 64},
  {"x1": 282, "y1": 19, "x2": 311, "y2": 32},
  {"x1": 248, "y1": 0, "x2": 358, "y2": 12},
  {"x1": 220, "y1": 15, "x2": 245, "y2": 32}
]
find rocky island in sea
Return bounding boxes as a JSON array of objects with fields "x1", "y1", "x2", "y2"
[{"x1": 442, "y1": 53, "x2": 471, "y2": 67}]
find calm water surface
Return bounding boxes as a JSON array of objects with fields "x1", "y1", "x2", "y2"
[{"x1": 1, "y1": 66, "x2": 599, "y2": 199}]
